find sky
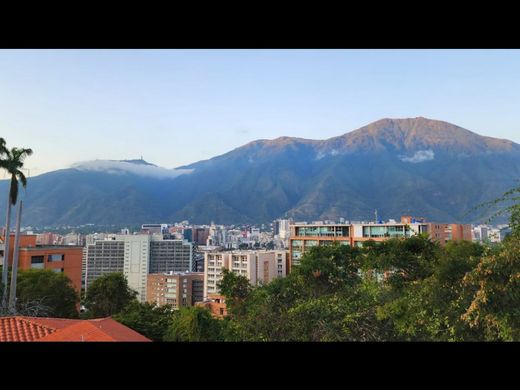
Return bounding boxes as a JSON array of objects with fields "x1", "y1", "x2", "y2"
[{"x1": 0, "y1": 49, "x2": 519, "y2": 177}]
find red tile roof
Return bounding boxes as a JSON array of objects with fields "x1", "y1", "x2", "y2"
[
  {"x1": 0, "y1": 316, "x2": 150, "y2": 342},
  {"x1": 0, "y1": 317, "x2": 54, "y2": 342}
]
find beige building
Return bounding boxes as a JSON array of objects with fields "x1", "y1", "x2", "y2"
[
  {"x1": 204, "y1": 250, "x2": 289, "y2": 298},
  {"x1": 147, "y1": 271, "x2": 204, "y2": 308}
]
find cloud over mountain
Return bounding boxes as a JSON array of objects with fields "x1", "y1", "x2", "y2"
[
  {"x1": 399, "y1": 150, "x2": 435, "y2": 163},
  {"x1": 71, "y1": 160, "x2": 193, "y2": 179}
]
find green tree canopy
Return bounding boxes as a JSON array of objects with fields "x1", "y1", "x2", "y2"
[
  {"x1": 114, "y1": 301, "x2": 174, "y2": 341},
  {"x1": 84, "y1": 273, "x2": 137, "y2": 318},
  {"x1": 164, "y1": 306, "x2": 223, "y2": 342},
  {"x1": 15, "y1": 269, "x2": 79, "y2": 318}
]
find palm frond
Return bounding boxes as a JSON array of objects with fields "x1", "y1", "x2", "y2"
[{"x1": 17, "y1": 171, "x2": 27, "y2": 188}]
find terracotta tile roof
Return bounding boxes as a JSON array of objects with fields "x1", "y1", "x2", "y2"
[
  {"x1": 0, "y1": 316, "x2": 150, "y2": 342},
  {"x1": 20, "y1": 317, "x2": 82, "y2": 330},
  {"x1": 80, "y1": 318, "x2": 151, "y2": 342},
  {"x1": 0, "y1": 317, "x2": 56, "y2": 342}
]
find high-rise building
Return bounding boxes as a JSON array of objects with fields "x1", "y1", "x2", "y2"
[
  {"x1": 147, "y1": 271, "x2": 204, "y2": 308},
  {"x1": 85, "y1": 234, "x2": 192, "y2": 302},
  {"x1": 204, "y1": 250, "x2": 289, "y2": 298},
  {"x1": 150, "y1": 239, "x2": 192, "y2": 273},
  {"x1": 183, "y1": 228, "x2": 193, "y2": 243},
  {"x1": 85, "y1": 239, "x2": 125, "y2": 292},
  {"x1": 193, "y1": 228, "x2": 209, "y2": 246}
]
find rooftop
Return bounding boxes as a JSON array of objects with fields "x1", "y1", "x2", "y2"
[{"x1": 0, "y1": 316, "x2": 151, "y2": 342}]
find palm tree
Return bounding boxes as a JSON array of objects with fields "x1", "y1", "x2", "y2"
[{"x1": 1, "y1": 146, "x2": 33, "y2": 311}]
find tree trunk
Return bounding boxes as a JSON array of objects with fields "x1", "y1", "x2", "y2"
[
  {"x1": 1, "y1": 188, "x2": 12, "y2": 311},
  {"x1": 9, "y1": 200, "x2": 22, "y2": 314}
]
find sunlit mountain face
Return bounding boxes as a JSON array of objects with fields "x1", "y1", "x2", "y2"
[{"x1": 2, "y1": 117, "x2": 519, "y2": 226}]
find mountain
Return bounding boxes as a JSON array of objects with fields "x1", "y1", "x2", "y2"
[{"x1": 1, "y1": 117, "x2": 520, "y2": 227}]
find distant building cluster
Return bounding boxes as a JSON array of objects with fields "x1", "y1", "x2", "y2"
[
  {"x1": 472, "y1": 224, "x2": 511, "y2": 243},
  {"x1": 2, "y1": 215, "x2": 511, "y2": 319}
]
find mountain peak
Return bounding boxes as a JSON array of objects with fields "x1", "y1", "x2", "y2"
[
  {"x1": 336, "y1": 117, "x2": 518, "y2": 154},
  {"x1": 119, "y1": 159, "x2": 157, "y2": 167}
]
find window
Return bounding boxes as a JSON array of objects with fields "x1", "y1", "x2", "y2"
[
  {"x1": 31, "y1": 255, "x2": 44, "y2": 264},
  {"x1": 48, "y1": 254, "x2": 64, "y2": 262},
  {"x1": 30, "y1": 255, "x2": 45, "y2": 269}
]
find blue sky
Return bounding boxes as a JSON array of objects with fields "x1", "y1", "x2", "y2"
[{"x1": 0, "y1": 49, "x2": 519, "y2": 176}]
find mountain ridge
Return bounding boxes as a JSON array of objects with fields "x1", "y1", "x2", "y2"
[{"x1": 1, "y1": 117, "x2": 519, "y2": 226}]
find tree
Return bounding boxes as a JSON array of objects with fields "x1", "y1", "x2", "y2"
[
  {"x1": 15, "y1": 269, "x2": 79, "y2": 318},
  {"x1": 163, "y1": 306, "x2": 223, "y2": 341},
  {"x1": 217, "y1": 268, "x2": 253, "y2": 317},
  {"x1": 114, "y1": 301, "x2": 174, "y2": 341},
  {"x1": 83, "y1": 273, "x2": 137, "y2": 317},
  {"x1": 216, "y1": 243, "x2": 391, "y2": 341},
  {"x1": 374, "y1": 240, "x2": 486, "y2": 341},
  {"x1": 0, "y1": 144, "x2": 33, "y2": 310},
  {"x1": 459, "y1": 185, "x2": 520, "y2": 340},
  {"x1": 294, "y1": 244, "x2": 363, "y2": 297}
]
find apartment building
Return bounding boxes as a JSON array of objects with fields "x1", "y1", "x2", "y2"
[
  {"x1": 149, "y1": 239, "x2": 192, "y2": 273},
  {"x1": 85, "y1": 234, "x2": 192, "y2": 302},
  {"x1": 289, "y1": 224, "x2": 351, "y2": 270},
  {"x1": 147, "y1": 271, "x2": 204, "y2": 308},
  {"x1": 203, "y1": 250, "x2": 289, "y2": 298},
  {"x1": 289, "y1": 216, "x2": 471, "y2": 270}
]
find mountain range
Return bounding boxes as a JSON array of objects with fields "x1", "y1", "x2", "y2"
[{"x1": 1, "y1": 117, "x2": 519, "y2": 227}]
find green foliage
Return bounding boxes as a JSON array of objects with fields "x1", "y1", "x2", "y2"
[
  {"x1": 1, "y1": 146, "x2": 33, "y2": 205},
  {"x1": 83, "y1": 273, "x2": 138, "y2": 318},
  {"x1": 15, "y1": 269, "x2": 79, "y2": 318},
  {"x1": 164, "y1": 306, "x2": 224, "y2": 342},
  {"x1": 217, "y1": 268, "x2": 253, "y2": 317},
  {"x1": 461, "y1": 237, "x2": 520, "y2": 340},
  {"x1": 114, "y1": 301, "x2": 174, "y2": 341}
]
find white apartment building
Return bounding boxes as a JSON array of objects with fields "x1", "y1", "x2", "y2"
[
  {"x1": 85, "y1": 234, "x2": 192, "y2": 302},
  {"x1": 203, "y1": 250, "x2": 289, "y2": 298}
]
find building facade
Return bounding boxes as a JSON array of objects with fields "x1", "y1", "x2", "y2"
[
  {"x1": 147, "y1": 271, "x2": 204, "y2": 308},
  {"x1": 289, "y1": 216, "x2": 472, "y2": 270},
  {"x1": 203, "y1": 250, "x2": 289, "y2": 298},
  {"x1": 85, "y1": 234, "x2": 193, "y2": 302},
  {"x1": 1, "y1": 234, "x2": 82, "y2": 294}
]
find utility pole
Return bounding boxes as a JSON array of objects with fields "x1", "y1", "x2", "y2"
[
  {"x1": 8, "y1": 200, "x2": 22, "y2": 313},
  {"x1": 375, "y1": 209, "x2": 378, "y2": 223}
]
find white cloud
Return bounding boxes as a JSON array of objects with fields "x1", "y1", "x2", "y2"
[
  {"x1": 399, "y1": 150, "x2": 435, "y2": 163},
  {"x1": 71, "y1": 160, "x2": 193, "y2": 179},
  {"x1": 315, "y1": 149, "x2": 340, "y2": 160}
]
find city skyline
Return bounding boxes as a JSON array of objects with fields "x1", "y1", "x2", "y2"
[{"x1": 1, "y1": 49, "x2": 520, "y2": 176}]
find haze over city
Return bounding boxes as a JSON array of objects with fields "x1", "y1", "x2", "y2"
[{"x1": 1, "y1": 49, "x2": 520, "y2": 176}]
